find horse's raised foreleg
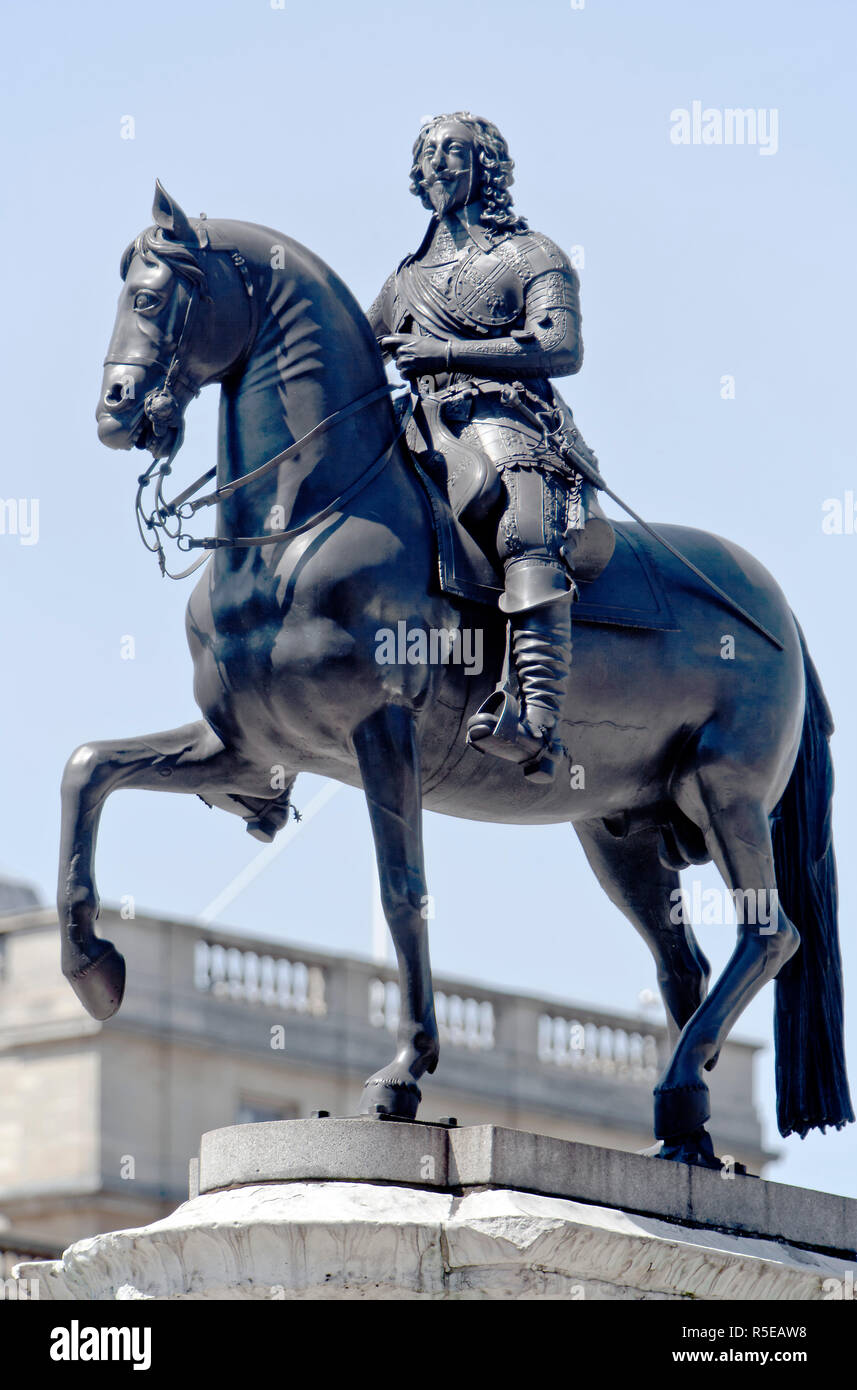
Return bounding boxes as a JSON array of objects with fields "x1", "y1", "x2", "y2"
[
  {"x1": 58, "y1": 719, "x2": 266, "y2": 1020},
  {"x1": 654, "y1": 792, "x2": 799, "y2": 1160},
  {"x1": 353, "y1": 705, "x2": 438, "y2": 1120},
  {"x1": 575, "y1": 819, "x2": 710, "y2": 1049}
]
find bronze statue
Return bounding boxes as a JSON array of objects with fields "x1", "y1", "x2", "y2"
[
  {"x1": 58, "y1": 158, "x2": 853, "y2": 1169},
  {"x1": 369, "y1": 112, "x2": 613, "y2": 782}
]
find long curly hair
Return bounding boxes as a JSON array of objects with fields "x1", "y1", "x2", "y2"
[{"x1": 409, "y1": 112, "x2": 528, "y2": 236}]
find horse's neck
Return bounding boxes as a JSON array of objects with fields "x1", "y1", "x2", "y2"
[{"x1": 215, "y1": 256, "x2": 391, "y2": 547}]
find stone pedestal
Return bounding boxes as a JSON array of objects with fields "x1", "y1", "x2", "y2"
[{"x1": 15, "y1": 1119, "x2": 857, "y2": 1301}]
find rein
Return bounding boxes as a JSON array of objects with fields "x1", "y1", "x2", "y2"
[{"x1": 136, "y1": 382, "x2": 408, "y2": 579}]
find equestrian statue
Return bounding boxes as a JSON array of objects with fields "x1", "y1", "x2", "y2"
[{"x1": 58, "y1": 113, "x2": 853, "y2": 1168}]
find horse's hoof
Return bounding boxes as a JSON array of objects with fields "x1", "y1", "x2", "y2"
[
  {"x1": 655, "y1": 1125, "x2": 722, "y2": 1169},
  {"x1": 653, "y1": 1079, "x2": 711, "y2": 1139},
  {"x1": 244, "y1": 793, "x2": 294, "y2": 843},
  {"x1": 359, "y1": 1076, "x2": 421, "y2": 1120},
  {"x1": 245, "y1": 817, "x2": 277, "y2": 843},
  {"x1": 66, "y1": 942, "x2": 126, "y2": 1021}
]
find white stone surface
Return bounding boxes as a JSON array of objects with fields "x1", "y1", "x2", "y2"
[{"x1": 15, "y1": 1181, "x2": 855, "y2": 1301}]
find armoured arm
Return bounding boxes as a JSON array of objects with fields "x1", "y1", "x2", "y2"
[
  {"x1": 446, "y1": 269, "x2": 583, "y2": 380},
  {"x1": 366, "y1": 273, "x2": 396, "y2": 361}
]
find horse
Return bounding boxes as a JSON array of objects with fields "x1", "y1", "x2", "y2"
[{"x1": 61, "y1": 182, "x2": 852, "y2": 1167}]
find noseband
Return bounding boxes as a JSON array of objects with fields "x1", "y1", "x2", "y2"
[{"x1": 105, "y1": 234, "x2": 256, "y2": 447}]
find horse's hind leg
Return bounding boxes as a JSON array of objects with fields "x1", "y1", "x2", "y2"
[
  {"x1": 353, "y1": 705, "x2": 438, "y2": 1120},
  {"x1": 58, "y1": 719, "x2": 267, "y2": 1020},
  {"x1": 575, "y1": 819, "x2": 710, "y2": 1048},
  {"x1": 656, "y1": 778, "x2": 799, "y2": 1158}
]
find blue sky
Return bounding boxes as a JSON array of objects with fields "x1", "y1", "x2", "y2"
[{"x1": 1, "y1": 0, "x2": 856, "y2": 1195}]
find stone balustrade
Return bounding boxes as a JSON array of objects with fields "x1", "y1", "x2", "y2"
[{"x1": 190, "y1": 932, "x2": 663, "y2": 1084}]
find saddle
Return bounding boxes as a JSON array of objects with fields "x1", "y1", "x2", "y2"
[{"x1": 401, "y1": 392, "x2": 678, "y2": 633}]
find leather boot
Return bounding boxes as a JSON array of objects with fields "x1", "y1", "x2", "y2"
[
  {"x1": 466, "y1": 599, "x2": 573, "y2": 783},
  {"x1": 513, "y1": 601, "x2": 573, "y2": 778}
]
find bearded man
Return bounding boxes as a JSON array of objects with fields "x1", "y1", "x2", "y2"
[{"x1": 368, "y1": 112, "x2": 613, "y2": 782}]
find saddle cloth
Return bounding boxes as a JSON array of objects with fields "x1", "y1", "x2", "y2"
[{"x1": 413, "y1": 462, "x2": 679, "y2": 633}]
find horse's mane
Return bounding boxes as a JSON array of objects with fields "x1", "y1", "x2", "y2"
[
  {"x1": 119, "y1": 226, "x2": 209, "y2": 293},
  {"x1": 118, "y1": 218, "x2": 385, "y2": 402}
]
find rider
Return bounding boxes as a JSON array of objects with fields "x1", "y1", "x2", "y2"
[{"x1": 368, "y1": 111, "x2": 612, "y2": 783}]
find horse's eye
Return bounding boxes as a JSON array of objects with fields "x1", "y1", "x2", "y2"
[{"x1": 134, "y1": 292, "x2": 159, "y2": 311}]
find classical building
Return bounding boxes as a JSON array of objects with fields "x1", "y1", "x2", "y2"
[{"x1": 0, "y1": 889, "x2": 771, "y2": 1251}]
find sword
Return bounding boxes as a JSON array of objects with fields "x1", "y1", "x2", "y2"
[{"x1": 553, "y1": 430, "x2": 785, "y2": 653}]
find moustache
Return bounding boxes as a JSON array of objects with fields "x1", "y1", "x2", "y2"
[{"x1": 421, "y1": 172, "x2": 460, "y2": 189}]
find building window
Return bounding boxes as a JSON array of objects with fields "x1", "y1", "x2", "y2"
[{"x1": 235, "y1": 1100, "x2": 299, "y2": 1126}]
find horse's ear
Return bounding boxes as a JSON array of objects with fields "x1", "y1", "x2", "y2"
[{"x1": 152, "y1": 179, "x2": 195, "y2": 243}]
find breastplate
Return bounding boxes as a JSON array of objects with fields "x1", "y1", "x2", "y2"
[
  {"x1": 450, "y1": 245, "x2": 526, "y2": 329},
  {"x1": 399, "y1": 239, "x2": 528, "y2": 335}
]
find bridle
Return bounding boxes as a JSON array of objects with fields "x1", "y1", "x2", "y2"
[{"x1": 115, "y1": 234, "x2": 407, "y2": 579}]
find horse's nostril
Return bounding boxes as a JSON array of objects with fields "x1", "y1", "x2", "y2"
[{"x1": 104, "y1": 383, "x2": 128, "y2": 409}]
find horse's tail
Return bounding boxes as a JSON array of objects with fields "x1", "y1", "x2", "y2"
[{"x1": 770, "y1": 619, "x2": 854, "y2": 1138}]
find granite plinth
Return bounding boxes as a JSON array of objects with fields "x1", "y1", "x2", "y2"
[
  {"x1": 195, "y1": 1118, "x2": 857, "y2": 1260},
  {"x1": 14, "y1": 1120, "x2": 856, "y2": 1301}
]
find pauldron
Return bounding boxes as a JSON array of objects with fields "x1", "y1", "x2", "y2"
[{"x1": 392, "y1": 230, "x2": 579, "y2": 337}]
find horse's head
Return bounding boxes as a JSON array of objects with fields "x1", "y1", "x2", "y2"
[{"x1": 97, "y1": 182, "x2": 253, "y2": 460}]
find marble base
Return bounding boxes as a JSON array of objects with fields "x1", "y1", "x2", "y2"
[{"x1": 16, "y1": 1178, "x2": 855, "y2": 1301}]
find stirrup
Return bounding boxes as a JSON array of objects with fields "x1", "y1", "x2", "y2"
[
  {"x1": 466, "y1": 689, "x2": 526, "y2": 752},
  {"x1": 466, "y1": 691, "x2": 561, "y2": 782}
]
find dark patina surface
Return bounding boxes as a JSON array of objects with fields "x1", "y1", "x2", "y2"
[{"x1": 59, "y1": 131, "x2": 852, "y2": 1166}]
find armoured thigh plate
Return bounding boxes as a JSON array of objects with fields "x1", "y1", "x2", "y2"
[
  {"x1": 409, "y1": 389, "x2": 605, "y2": 611},
  {"x1": 448, "y1": 402, "x2": 578, "y2": 612}
]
